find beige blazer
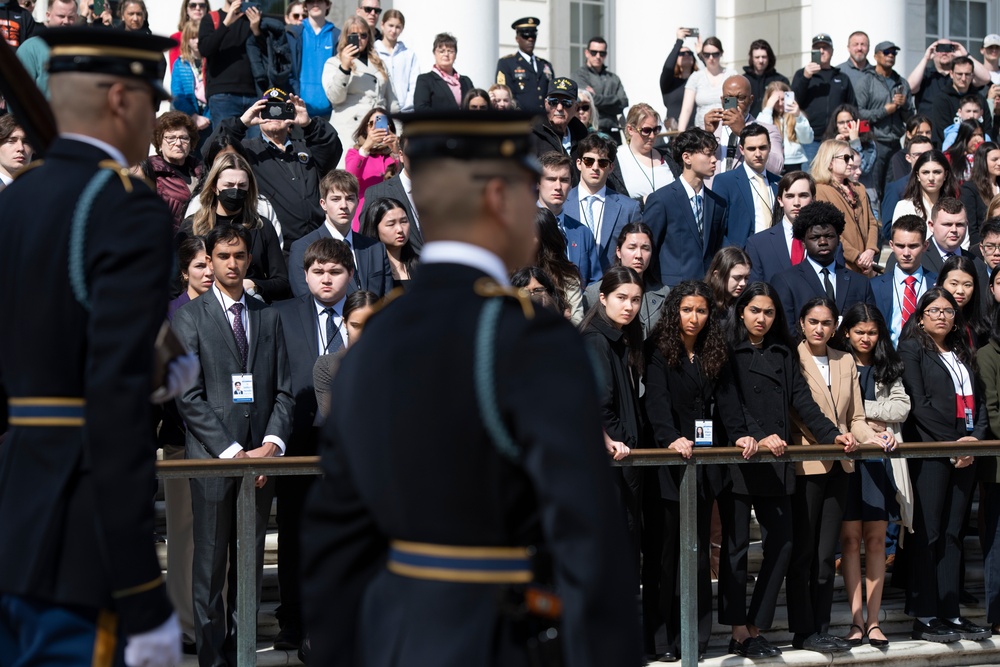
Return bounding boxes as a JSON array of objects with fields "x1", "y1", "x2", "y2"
[{"x1": 791, "y1": 341, "x2": 876, "y2": 475}]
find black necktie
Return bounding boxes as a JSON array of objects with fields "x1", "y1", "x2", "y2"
[
  {"x1": 323, "y1": 307, "x2": 343, "y2": 353},
  {"x1": 229, "y1": 303, "x2": 248, "y2": 370},
  {"x1": 821, "y1": 267, "x2": 835, "y2": 302}
]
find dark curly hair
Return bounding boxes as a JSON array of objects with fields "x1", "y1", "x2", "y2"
[
  {"x1": 792, "y1": 200, "x2": 846, "y2": 239},
  {"x1": 648, "y1": 280, "x2": 728, "y2": 380}
]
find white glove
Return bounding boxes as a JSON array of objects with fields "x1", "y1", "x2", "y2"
[
  {"x1": 124, "y1": 613, "x2": 182, "y2": 667},
  {"x1": 150, "y1": 353, "x2": 200, "y2": 404}
]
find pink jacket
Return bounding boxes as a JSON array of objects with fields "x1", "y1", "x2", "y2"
[{"x1": 345, "y1": 148, "x2": 401, "y2": 231}]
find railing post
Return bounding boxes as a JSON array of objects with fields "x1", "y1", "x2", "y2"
[
  {"x1": 679, "y1": 459, "x2": 698, "y2": 667},
  {"x1": 237, "y1": 470, "x2": 257, "y2": 666}
]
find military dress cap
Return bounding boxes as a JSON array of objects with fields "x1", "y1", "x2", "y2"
[
  {"x1": 42, "y1": 27, "x2": 177, "y2": 102},
  {"x1": 394, "y1": 110, "x2": 540, "y2": 173},
  {"x1": 511, "y1": 17, "x2": 540, "y2": 31},
  {"x1": 546, "y1": 77, "x2": 577, "y2": 99},
  {"x1": 874, "y1": 41, "x2": 899, "y2": 54},
  {"x1": 811, "y1": 33, "x2": 833, "y2": 47}
]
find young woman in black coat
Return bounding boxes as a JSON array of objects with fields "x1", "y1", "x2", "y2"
[
  {"x1": 580, "y1": 266, "x2": 645, "y2": 564},
  {"x1": 642, "y1": 280, "x2": 752, "y2": 661},
  {"x1": 898, "y1": 287, "x2": 992, "y2": 642},
  {"x1": 720, "y1": 282, "x2": 853, "y2": 658}
]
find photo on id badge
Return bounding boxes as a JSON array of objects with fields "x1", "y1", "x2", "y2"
[
  {"x1": 695, "y1": 419, "x2": 712, "y2": 447},
  {"x1": 233, "y1": 373, "x2": 254, "y2": 403}
]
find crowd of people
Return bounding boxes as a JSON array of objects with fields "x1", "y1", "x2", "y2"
[{"x1": 9, "y1": 0, "x2": 1000, "y2": 665}]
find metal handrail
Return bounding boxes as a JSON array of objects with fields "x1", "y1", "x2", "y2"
[{"x1": 156, "y1": 441, "x2": 1000, "y2": 667}]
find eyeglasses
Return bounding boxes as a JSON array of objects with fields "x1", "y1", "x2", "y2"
[
  {"x1": 545, "y1": 97, "x2": 574, "y2": 108},
  {"x1": 577, "y1": 104, "x2": 591, "y2": 111},
  {"x1": 361, "y1": 6, "x2": 382, "y2": 14},
  {"x1": 525, "y1": 287, "x2": 549, "y2": 296},
  {"x1": 701, "y1": 51, "x2": 721, "y2": 59},
  {"x1": 983, "y1": 243, "x2": 1000, "y2": 253},
  {"x1": 638, "y1": 125, "x2": 662, "y2": 136},
  {"x1": 587, "y1": 49, "x2": 607, "y2": 57},
  {"x1": 163, "y1": 134, "x2": 192, "y2": 145},
  {"x1": 289, "y1": 13, "x2": 303, "y2": 19},
  {"x1": 925, "y1": 307, "x2": 957, "y2": 318},
  {"x1": 580, "y1": 156, "x2": 611, "y2": 169}
]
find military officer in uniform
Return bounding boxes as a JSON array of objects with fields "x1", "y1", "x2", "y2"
[
  {"x1": 0, "y1": 28, "x2": 182, "y2": 667},
  {"x1": 301, "y1": 111, "x2": 642, "y2": 667},
  {"x1": 496, "y1": 17, "x2": 553, "y2": 114}
]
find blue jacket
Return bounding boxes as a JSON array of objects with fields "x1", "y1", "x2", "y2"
[
  {"x1": 170, "y1": 59, "x2": 210, "y2": 121},
  {"x1": 285, "y1": 21, "x2": 341, "y2": 112},
  {"x1": 563, "y1": 187, "x2": 642, "y2": 273},
  {"x1": 560, "y1": 211, "x2": 602, "y2": 286},
  {"x1": 711, "y1": 166, "x2": 780, "y2": 248},
  {"x1": 643, "y1": 180, "x2": 728, "y2": 287},
  {"x1": 770, "y1": 258, "x2": 876, "y2": 335},
  {"x1": 880, "y1": 174, "x2": 908, "y2": 242}
]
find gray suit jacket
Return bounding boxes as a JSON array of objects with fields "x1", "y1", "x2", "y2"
[{"x1": 173, "y1": 291, "x2": 294, "y2": 458}]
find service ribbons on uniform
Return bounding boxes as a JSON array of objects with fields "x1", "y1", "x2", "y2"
[
  {"x1": 7, "y1": 397, "x2": 85, "y2": 427},
  {"x1": 388, "y1": 540, "x2": 534, "y2": 584}
]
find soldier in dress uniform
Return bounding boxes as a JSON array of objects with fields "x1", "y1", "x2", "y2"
[
  {"x1": 496, "y1": 17, "x2": 554, "y2": 114},
  {"x1": 301, "y1": 110, "x2": 642, "y2": 667},
  {"x1": 0, "y1": 28, "x2": 183, "y2": 667}
]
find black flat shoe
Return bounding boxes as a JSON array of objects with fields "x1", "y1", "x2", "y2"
[
  {"x1": 912, "y1": 618, "x2": 961, "y2": 642},
  {"x1": 943, "y1": 616, "x2": 992, "y2": 641},
  {"x1": 728, "y1": 636, "x2": 770, "y2": 658},
  {"x1": 866, "y1": 624, "x2": 889, "y2": 648},
  {"x1": 753, "y1": 634, "x2": 782, "y2": 656},
  {"x1": 844, "y1": 623, "x2": 864, "y2": 647}
]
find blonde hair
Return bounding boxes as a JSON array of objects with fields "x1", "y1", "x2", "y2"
[
  {"x1": 179, "y1": 20, "x2": 200, "y2": 64},
  {"x1": 577, "y1": 89, "x2": 599, "y2": 132},
  {"x1": 624, "y1": 103, "x2": 660, "y2": 142},
  {"x1": 988, "y1": 193, "x2": 1000, "y2": 219},
  {"x1": 338, "y1": 16, "x2": 388, "y2": 81},
  {"x1": 810, "y1": 139, "x2": 851, "y2": 185},
  {"x1": 192, "y1": 153, "x2": 261, "y2": 236},
  {"x1": 762, "y1": 80, "x2": 800, "y2": 145}
]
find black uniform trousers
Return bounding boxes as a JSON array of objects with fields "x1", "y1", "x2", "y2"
[
  {"x1": 907, "y1": 456, "x2": 977, "y2": 618},
  {"x1": 718, "y1": 491, "x2": 792, "y2": 630},
  {"x1": 786, "y1": 466, "x2": 848, "y2": 636}
]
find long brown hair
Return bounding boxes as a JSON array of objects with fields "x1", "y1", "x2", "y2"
[
  {"x1": 762, "y1": 80, "x2": 798, "y2": 144},
  {"x1": 338, "y1": 16, "x2": 388, "y2": 81},
  {"x1": 971, "y1": 141, "x2": 1000, "y2": 207},
  {"x1": 191, "y1": 153, "x2": 261, "y2": 236},
  {"x1": 580, "y1": 266, "x2": 646, "y2": 377}
]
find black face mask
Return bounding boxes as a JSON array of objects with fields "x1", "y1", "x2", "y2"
[{"x1": 218, "y1": 188, "x2": 248, "y2": 211}]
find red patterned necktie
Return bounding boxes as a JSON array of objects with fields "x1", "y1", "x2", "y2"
[
  {"x1": 901, "y1": 276, "x2": 917, "y2": 327},
  {"x1": 791, "y1": 238, "x2": 805, "y2": 265}
]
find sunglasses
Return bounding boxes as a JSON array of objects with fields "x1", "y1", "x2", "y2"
[
  {"x1": 580, "y1": 156, "x2": 611, "y2": 169},
  {"x1": 638, "y1": 125, "x2": 662, "y2": 136},
  {"x1": 678, "y1": 51, "x2": 694, "y2": 57},
  {"x1": 701, "y1": 51, "x2": 721, "y2": 59},
  {"x1": 545, "y1": 97, "x2": 574, "y2": 107},
  {"x1": 188, "y1": 1, "x2": 207, "y2": 7},
  {"x1": 518, "y1": 30, "x2": 537, "y2": 39},
  {"x1": 834, "y1": 154, "x2": 854, "y2": 163},
  {"x1": 577, "y1": 104, "x2": 591, "y2": 111},
  {"x1": 361, "y1": 6, "x2": 382, "y2": 14},
  {"x1": 289, "y1": 13, "x2": 303, "y2": 19},
  {"x1": 588, "y1": 49, "x2": 607, "y2": 57}
]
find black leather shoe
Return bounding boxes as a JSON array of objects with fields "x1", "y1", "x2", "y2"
[
  {"x1": 660, "y1": 651, "x2": 678, "y2": 662},
  {"x1": 943, "y1": 617, "x2": 992, "y2": 641},
  {"x1": 298, "y1": 636, "x2": 311, "y2": 664},
  {"x1": 912, "y1": 618, "x2": 961, "y2": 642},
  {"x1": 794, "y1": 632, "x2": 851, "y2": 652},
  {"x1": 728, "y1": 636, "x2": 770, "y2": 658},
  {"x1": 753, "y1": 635, "x2": 782, "y2": 656}
]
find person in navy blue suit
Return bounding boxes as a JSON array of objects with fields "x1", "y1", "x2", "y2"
[
  {"x1": 562, "y1": 134, "x2": 642, "y2": 273},
  {"x1": 880, "y1": 135, "x2": 932, "y2": 241},
  {"x1": 745, "y1": 171, "x2": 815, "y2": 283},
  {"x1": 771, "y1": 201, "x2": 875, "y2": 334},
  {"x1": 537, "y1": 151, "x2": 602, "y2": 285},
  {"x1": 711, "y1": 123, "x2": 781, "y2": 247},
  {"x1": 289, "y1": 170, "x2": 392, "y2": 299},
  {"x1": 644, "y1": 128, "x2": 729, "y2": 287},
  {"x1": 870, "y1": 214, "x2": 937, "y2": 345}
]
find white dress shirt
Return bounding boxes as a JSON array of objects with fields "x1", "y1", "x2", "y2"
[
  {"x1": 889, "y1": 265, "x2": 929, "y2": 345},
  {"x1": 399, "y1": 169, "x2": 419, "y2": 229},
  {"x1": 743, "y1": 161, "x2": 774, "y2": 235},
  {"x1": 324, "y1": 223, "x2": 359, "y2": 272},
  {"x1": 315, "y1": 296, "x2": 348, "y2": 354},
  {"x1": 578, "y1": 185, "x2": 607, "y2": 244},
  {"x1": 806, "y1": 255, "x2": 838, "y2": 299}
]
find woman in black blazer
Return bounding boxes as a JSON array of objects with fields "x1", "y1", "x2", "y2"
[
  {"x1": 413, "y1": 33, "x2": 474, "y2": 111},
  {"x1": 898, "y1": 287, "x2": 992, "y2": 642},
  {"x1": 580, "y1": 266, "x2": 645, "y2": 563},
  {"x1": 720, "y1": 282, "x2": 850, "y2": 658},
  {"x1": 643, "y1": 281, "x2": 751, "y2": 661}
]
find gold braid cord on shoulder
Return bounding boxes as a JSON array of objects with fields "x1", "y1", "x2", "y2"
[{"x1": 474, "y1": 277, "x2": 535, "y2": 320}]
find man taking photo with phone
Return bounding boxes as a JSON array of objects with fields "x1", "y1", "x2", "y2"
[
  {"x1": 855, "y1": 41, "x2": 915, "y2": 195},
  {"x1": 791, "y1": 33, "x2": 856, "y2": 167},
  {"x1": 703, "y1": 75, "x2": 783, "y2": 177},
  {"x1": 908, "y1": 39, "x2": 992, "y2": 115}
]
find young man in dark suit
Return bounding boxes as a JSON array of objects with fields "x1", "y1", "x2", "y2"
[
  {"x1": 770, "y1": 200, "x2": 876, "y2": 334},
  {"x1": 745, "y1": 171, "x2": 814, "y2": 283},
  {"x1": 643, "y1": 128, "x2": 729, "y2": 287},
  {"x1": 885, "y1": 197, "x2": 977, "y2": 276},
  {"x1": 289, "y1": 170, "x2": 392, "y2": 298},
  {"x1": 271, "y1": 237, "x2": 354, "y2": 652},
  {"x1": 173, "y1": 224, "x2": 294, "y2": 666},
  {"x1": 537, "y1": 151, "x2": 602, "y2": 285},
  {"x1": 711, "y1": 123, "x2": 781, "y2": 247},
  {"x1": 562, "y1": 133, "x2": 641, "y2": 273},
  {"x1": 871, "y1": 214, "x2": 936, "y2": 345}
]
